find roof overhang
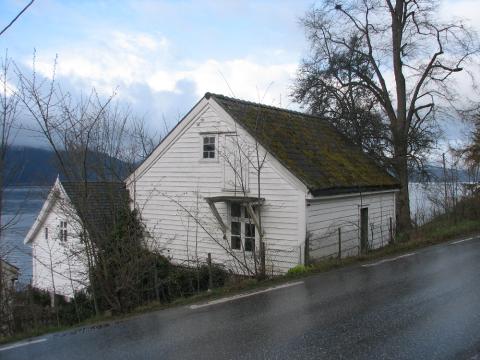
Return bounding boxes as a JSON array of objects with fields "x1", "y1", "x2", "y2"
[
  {"x1": 310, "y1": 184, "x2": 400, "y2": 197},
  {"x1": 205, "y1": 196, "x2": 265, "y2": 238},
  {"x1": 0, "y1": 258, "x2": 20, "y2": 271},
  {"x1": 205, "y1": 196, "x2": 265, "y2": 206}
]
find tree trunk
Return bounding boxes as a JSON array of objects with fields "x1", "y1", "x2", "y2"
[
  {"x1": 393, "y1": 138, "x2": 411, "y2": 235},
  {"x1": 391, "y1": 1, "x2": 412, "y2": 235}
]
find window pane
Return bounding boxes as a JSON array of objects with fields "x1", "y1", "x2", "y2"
[
  {"x1": 245, "y1": 237, "x2": 255, "y2": 252},
  {"x1": 208, "y1": 151, "x2": 215, "y2": 158},
  {"x1": 243, "y1": 206, "x2": 251, "y2": 219},
  {"x1": 231, "y1": 236, "x2": 241, "y2": 250},
  {"x1": 245, "y1": 223, "x2": 255, "y2": 238},
  {"x1": 245, "y1": 223, "x2": 255, "y2": 251},
  {"x1": 231, "y1": 203, "x2": 241, "y2": 218},
  {"x1": 231, "y1": 221, "x2": 240, "y2": 235},
  {"x1": 203, "y1": 151, "x2": 209, "y2": 158},
  {"x1": 204, "y1": 144, "x2": 215, "y2": 152}
]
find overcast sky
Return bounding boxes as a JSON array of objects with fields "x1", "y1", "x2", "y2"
[{"x1": 1, "y1": 0, "x2": 479, "y2": 149}]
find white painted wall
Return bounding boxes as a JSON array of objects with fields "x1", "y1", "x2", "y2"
[
  {"x1": 31, "y1": 197, "x2": 87, "y2": 298},
  {"x1": 128, "y1": 99, "x2": 307, "y2": 274},
  {"x1": 306, "y1": 191, "x2": 396, "y2": 261}
]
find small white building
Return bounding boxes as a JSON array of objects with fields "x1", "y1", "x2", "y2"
[
  {"x1": 127, "y1": 93, "x2": 399, "y2": 275},
  {"x1": 24, "y1": 179, "x2": 128, "y2": 297},
  {"x1": 0, "y1": 259, "x2": 19, "y2": 290}
]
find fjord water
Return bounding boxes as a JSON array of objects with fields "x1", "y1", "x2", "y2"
[{"x1": 1, "y1": 186, "x2": 49, "y2": 284}]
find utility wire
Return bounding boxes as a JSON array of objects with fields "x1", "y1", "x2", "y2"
[{"x1": 0, "y1": 0, "x2": 35, "y2": 37}]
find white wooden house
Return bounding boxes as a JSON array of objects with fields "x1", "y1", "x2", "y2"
[
  {"x1": 24, "y1": 178, "x2": 128, "y2": 297},
  {"x1": 127, "y1": 93, "x2": 400, "y2": 275}
]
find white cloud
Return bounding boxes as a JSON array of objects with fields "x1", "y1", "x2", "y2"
[
  {"x1": 32, "y1": 31, "x2": 171, "y2": 94},
  {"x1": 188, "y1": 59, "x2": 297, "y2": 104},
  {"x1": 439, "y1": 0, "x2": 480, "y2": 25},
  {"x1": 3, "y1": 80, "x2": 17, "y2": 98},
  {"x1": 28, "y1": 30, "x2": 298, "y2": 108}
]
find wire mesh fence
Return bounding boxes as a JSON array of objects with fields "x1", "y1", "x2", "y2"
[{"x1": 306, "y1": 217, "x2": 395, "y2": 264}]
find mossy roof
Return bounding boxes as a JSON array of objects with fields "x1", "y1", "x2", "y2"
[{"x1": 208, "y1": 93, "x2": 399, "y2": 196}]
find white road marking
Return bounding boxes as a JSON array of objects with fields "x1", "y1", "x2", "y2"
[
  {"x1": 190, "y1": 281, "x2": 304, "y2": 310},
  {"x1": 0, "y1": 338, "x2": 47, "y2": 352},
  {"x1": 450, "y1": 237, "x2": 476, "y2": 245},
  {"x1": 362, "y1": 253, "x2": 416, "y2": 268}
]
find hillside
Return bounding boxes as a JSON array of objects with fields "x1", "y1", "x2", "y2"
[
  {"x1": 410, "y1": 165, "x2": 471, "y2": 183},
  {"x1": 4, "y1": 146, "x2": 130, "y2": 186}
]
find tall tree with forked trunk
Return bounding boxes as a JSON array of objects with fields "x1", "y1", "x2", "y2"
[{"x1": 293, "y1": 0, "x2": 478, "y2": 234}]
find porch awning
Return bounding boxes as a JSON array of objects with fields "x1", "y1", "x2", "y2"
[{"x1": 205, "y1": 196, "x2": 265, "y2": 238}]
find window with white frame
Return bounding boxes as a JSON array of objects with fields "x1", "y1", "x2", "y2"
[
  {"x1": 59, "y1": 221, "x2": 67, "y2": 242},
  {"x1": 202, "y1": 135, "x2": 216, "y2": 159},
  {"x1": 229, "y1": 203, "x2": 255, "y2": 252}
]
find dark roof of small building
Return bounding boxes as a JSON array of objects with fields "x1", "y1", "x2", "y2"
[
  {"x1": 207, "y1": 93, "x2": 399, "y2": 195},
  {"x1": 1, "y1": 258, "x2": 19, "y2": 271},
  {"x1": 62, "y1": 182, "x2": 129, "y2": 240}
]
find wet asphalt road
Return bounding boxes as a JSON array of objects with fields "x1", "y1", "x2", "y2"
[{"x1": 2, "y1": 237, "x2": 480, "y2": 360}]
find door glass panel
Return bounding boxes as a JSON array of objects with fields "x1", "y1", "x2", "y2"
[{"x1": 245, "y1": 223, "x2": 255, "y2": 252}]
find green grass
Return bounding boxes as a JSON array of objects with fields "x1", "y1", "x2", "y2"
[{"x1": 2, "y1": 217, "x2": 480, "y2": 346}]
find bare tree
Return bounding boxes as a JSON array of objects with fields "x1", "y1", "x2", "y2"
[
  {"x1": 0, "y1": 53, "x2": 21, "y2": 332},
  {"x1": 17, "y1": 56, "x2": 162, "y2": 314},
  {"x1": 294, "y1": 58, "x2": 391, "y2": 166},
  {"x1": 293, "y1": 0, "x2": 478, "y2": 234},
  {"x1": 457, "y1": 113, "x2": 480, "y2": 183}
]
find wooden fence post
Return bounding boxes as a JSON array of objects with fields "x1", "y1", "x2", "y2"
[
  {"x1": 304, "y1": 236, "x2": 310, "y2": 266},
  {"x1": 338, "y1": 228, "x2": 342, "y2": 260},
  {"x1": 207, "y1": 253, "x2": 213, "y2": 291},
  {"x1": 389, "y1": 217, "x2": 393, "y2": 244},
  {"x1": 260, "y1": 242, "x2": 266, "y2": 278},
  {"x1": 154, "y1": 259, "x2": 160, "y2": 302}
]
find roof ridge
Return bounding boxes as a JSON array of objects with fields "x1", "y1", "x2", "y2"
[{"x1": 205, "y1": 92, "x2": 323, "y2": 122}]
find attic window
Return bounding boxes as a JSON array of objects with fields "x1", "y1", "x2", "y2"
[{"x1": 202, "y1": 136, "x2": 216, "y2": 159}]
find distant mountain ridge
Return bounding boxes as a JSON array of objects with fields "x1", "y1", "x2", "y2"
[
  {"x1": 410, "y1": 165, "x2": 471, "y2": 183},
  {"x1": 4, "y1": 146, "x2": 130, "y2": 186}
]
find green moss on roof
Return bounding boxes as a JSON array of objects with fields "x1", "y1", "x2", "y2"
[{"x1": 209, "y1": 93, "x2": 399, "y2": 194}]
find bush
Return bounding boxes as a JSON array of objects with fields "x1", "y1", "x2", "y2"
[
  {"x1": 287, "y1": 265, "x2": 312, "y2": 276},
  {"x1": 159, "y1": 263, "x2": 228, "y2": 301},
  {"x1": 9, "y1": 286, "x2": 97, "y2": 336}
]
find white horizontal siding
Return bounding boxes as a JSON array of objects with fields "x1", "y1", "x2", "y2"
[
  {"x1": 129, "y1": 103, "x2": 306, "y2": 274},
  {"x1": 306, "y1": 191, "x2": 396, "y2": 261},
  {"x1": 31, "y1": 199, "x2": 87, "y2": 298}
]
